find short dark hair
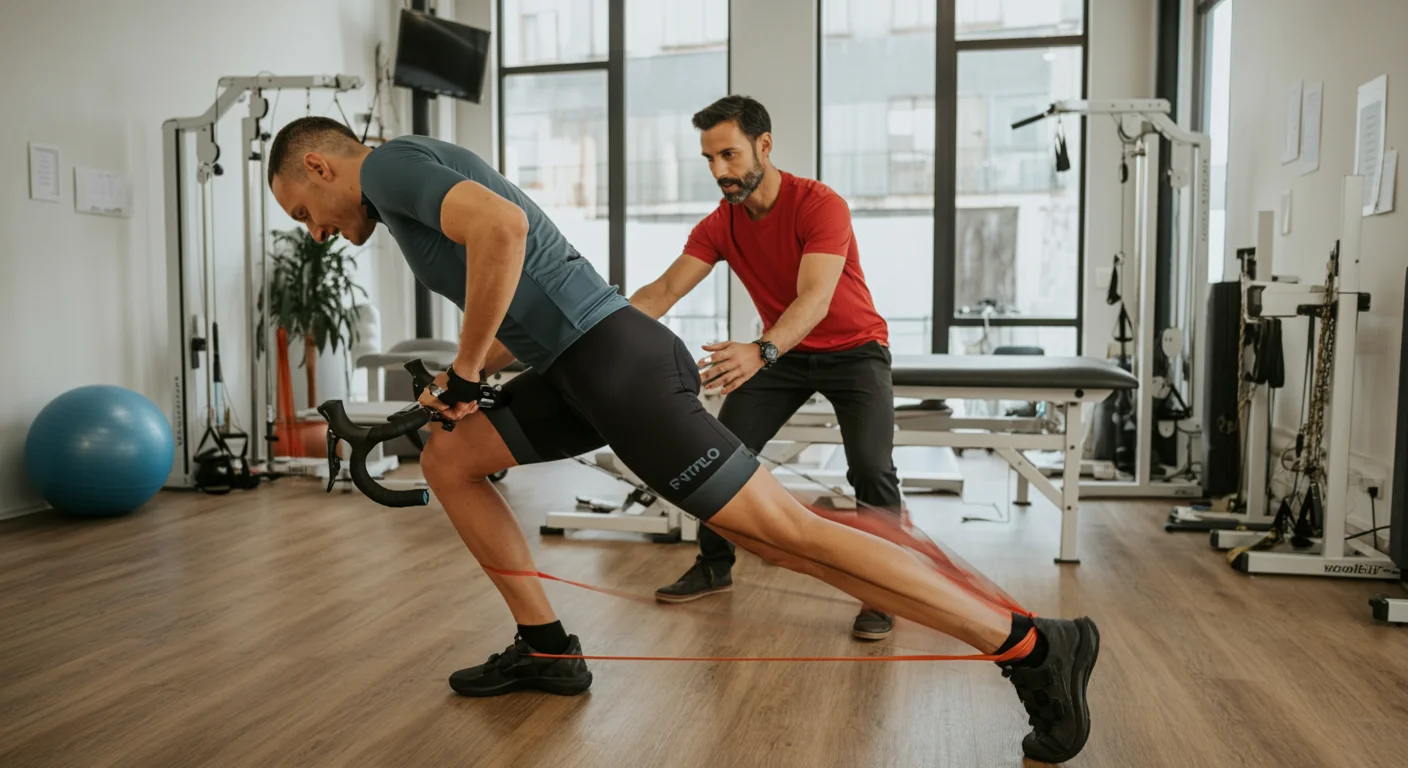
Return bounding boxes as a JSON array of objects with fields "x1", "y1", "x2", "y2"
[
  {"x1": 691, "y1": 95, "x2": 771, "y2": 142},
  {"x1": 266, "y1": 116, "x2": 360, "y2": 186}
]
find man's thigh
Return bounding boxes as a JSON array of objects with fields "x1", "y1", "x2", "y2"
[
  {"x1": 811, "y1": 343, "x2": 904, "y2": 507},
  {"x1": 811, "y1": 342, "x2": 898, "y2": 439},
  {"x1": 545, "y1": 307, "x2": 761, "y2": 522},
  {"x1": 716, "y1": 360, "x2": 814, "y2": 452},
  {"x1": 482, "y1": 368, "x2": 607, "y2": 466}
]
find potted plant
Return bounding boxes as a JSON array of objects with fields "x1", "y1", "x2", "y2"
[{"x1": 259, "y1": 228, "x2": 368, "y2": 408}]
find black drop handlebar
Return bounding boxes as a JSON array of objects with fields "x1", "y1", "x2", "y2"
[{"x1": 316, "y1": 359, "x2": 510, "y2": 508}]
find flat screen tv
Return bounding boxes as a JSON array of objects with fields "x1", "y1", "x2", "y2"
[{"x1": 393, "y1": 8, "x2": 491, "y2": 103}]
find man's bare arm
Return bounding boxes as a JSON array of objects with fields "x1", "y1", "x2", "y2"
[
  {"x1": 759, "y1": 252, "x2": 847, "y2": 353},
  {"x1": 629, "y1": 254, "x2": 714, "y2": 320},
  {"x1": 482, "y1": 340, "x2": 518, "y2": 376},
  {"x1": 438, "y1": 180, "x2": 529, "y2": 378}
]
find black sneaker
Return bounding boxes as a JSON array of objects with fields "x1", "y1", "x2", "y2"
[
  {"x1": 448, "y1": 634, "x2": 593, "y2": 697},
  {"x1": 654, "y1": 557, "x2": 733, "y2": 603},
  {"x1": 1000, "y1": 616, "x2": 1100, "y2": 764},
  {"x1": 851, "y1": 608, "x2": 894, "y2": 640}
]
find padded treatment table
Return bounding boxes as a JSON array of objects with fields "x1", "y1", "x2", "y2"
[{"x1": 773, "y1": 353, "x2": 1138, "y2": 564}]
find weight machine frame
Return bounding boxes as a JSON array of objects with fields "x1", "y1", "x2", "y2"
[
  {"x1": 1208, "y1": 177, "x2": 1399, "y2": 581},
  {"x1": 163, "y1": 74, "x2": 363, "y2": 489},
  {"x1": 1013, "y1": 99, "x2": 1210, "y2": 499}
]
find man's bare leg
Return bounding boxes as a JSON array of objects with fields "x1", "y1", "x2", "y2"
[
  {"x1": 419, "y1": 413, "x2": 553, "y2": 625},
  {"x1": 420, "y1": 411, "x2": 594, "y2": 698},
  {"x1": 705, "y1": 466, "x2": 1011, "y2": 653},
  {"x1": 703, "y1": 465, "x2": 1100, "y2": 763}
]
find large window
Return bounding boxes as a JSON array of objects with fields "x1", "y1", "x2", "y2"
[
  {"x1": 956, "y1": 0, "x2": 1083, "y2": 40},
  {"x1": 499, "y1": 0, "x2": 730, "y2": 354},
  {"x1": 624, "y1": 0, "x2": 730, "y2": 354},
  {"x1": 821, "y1": 0, "x2": 1087, "y2": 355},
  {"x1": 1196, "y1": 0, "x2": 1233, "y2": 283},
  {"x1": 502, "y1": 72, "x2": 610, "y2": 279},
  {"x1": 503, "y1": 0, "x2": 609, "y2": 67},
  {"x1": 820, "y1": 3, "x2": 936, "y2": 354}
]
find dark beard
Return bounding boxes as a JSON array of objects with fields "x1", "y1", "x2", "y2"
[{"x1": 718, "y1": 158, "x2": 764, "y2": 204}]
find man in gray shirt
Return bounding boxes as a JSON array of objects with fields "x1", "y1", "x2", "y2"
[{"x1": 266, "y1": 116, "x2": 1100, "y2": 766}]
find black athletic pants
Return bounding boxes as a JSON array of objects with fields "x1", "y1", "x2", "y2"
[{"x1": 700, "y1": 340, "x2": 904, "y2": 573}]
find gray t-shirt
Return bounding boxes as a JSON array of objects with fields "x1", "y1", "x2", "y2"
[{"x1": 359, "y1": 135, "x2": 627, "y2": 371}]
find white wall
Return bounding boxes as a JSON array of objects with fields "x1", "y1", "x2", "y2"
[
  {"x1": 725, "y1": 0, "x2": 818, "y2": 340},
  {"x1": 1221, "y1": 0, "x2": 1408, "y2": 531},
  {"x1": 0, "y1": 0, "x2": 395, "y2": 516},
  {"x1": 1083, "y1": 0, "x2": 1158, "y2": 357}
]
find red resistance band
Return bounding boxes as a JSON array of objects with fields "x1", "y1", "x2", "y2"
[{"x1": 482, "y1": 503, "x2": 1037, "y2": 665}]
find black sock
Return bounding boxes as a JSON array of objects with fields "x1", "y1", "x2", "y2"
[
  {"x1": 995, "y1": 613, "x2": 1047, "y2": 668},
  {"x1": 517, "y1": 620, "x2": 570, "y2": 654}
]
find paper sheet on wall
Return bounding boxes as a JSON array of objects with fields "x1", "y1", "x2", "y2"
[
  {"x1": 1282, "y1": 80, "x2": 1303, "y2": 164},
  {"x1": 1300, "y1": 81, "x2": 1324, "y2": 175},
  {"x1": 74, "y1": 167, "x2": 133, "y2": 218},
  {"x1": 28, "y1": 143, "x2": 61, "y2": 202},
  {"x1": 1355, "y1": 75, "x2": 1388, "y2": 216},
  {"x1": 1280, "y1": 190, "x2": 1293, "y2": 234},
  {"x1": 1376, "y1": 148, "x2": 1398, "y2": 214}
]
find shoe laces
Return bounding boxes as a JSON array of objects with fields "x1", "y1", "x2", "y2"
[
  {"x1": 1001, "y1": 664, "x2": 1066, "y2": 734},
  {"x1": 485, "y1": 637, "x2": 531, "y2": 671}
]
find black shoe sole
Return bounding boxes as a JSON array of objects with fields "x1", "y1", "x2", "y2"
[
  {"x1": 653, "y1": 584, "x2": 732, "y2": 604},
  {"x1": 450, "y1": 671, "x2": 594, "y2": 698},
  {"x1": 1024, "y1": 617, "x2": 1100, "y2": 764}
]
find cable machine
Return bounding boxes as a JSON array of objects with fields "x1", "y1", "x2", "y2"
[
  {"x1": 1013, "y1": 99, "x2": 1211, "y2": 498},
  {"x1": 163, "y1": 74, "x2": 363, "y2": 490}
]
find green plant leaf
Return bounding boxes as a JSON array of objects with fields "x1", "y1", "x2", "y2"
[{"x1": 263, "y1": 228, "x2": 366, "y2": 363}]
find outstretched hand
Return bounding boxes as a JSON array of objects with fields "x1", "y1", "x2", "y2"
[
  {"x1": 417, "y1": 370, "x2": 480, "y2": 421},
  {"x1": 699, "y1": 340, "x2": 766, "y2": 395}
]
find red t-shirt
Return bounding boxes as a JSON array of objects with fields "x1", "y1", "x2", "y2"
[{"x1": 682, "y1": 172, "x2": 889, "y2": 353}]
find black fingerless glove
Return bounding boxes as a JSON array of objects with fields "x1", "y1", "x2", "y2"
[{"x1": 446, "y1": 366, "x2": 509, "y2": 409}]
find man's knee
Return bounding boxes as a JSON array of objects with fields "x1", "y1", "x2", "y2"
[
  {"x1": 743, "y1": 494, "x2": 817, "y2": 552},
  {"x1": 421, "y1": 430, "x2": 498, "y2": 485}
]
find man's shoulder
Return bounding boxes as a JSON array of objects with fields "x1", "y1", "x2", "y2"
[
  {"x1": 694, "y1": 197, "x2": 732, "y2": 229},
  {"x1": 785, "y1": 172, "x2": 848, "y2": 210},
  {"x1": 785, "y1": 172, "x2": 840, "y2": 197},
  {"x1": 362, "y1": 136, "x2": 433, "y2": 183},
  {"x1": 371, "y1": 134, "x2": 486, "y2": 165}
]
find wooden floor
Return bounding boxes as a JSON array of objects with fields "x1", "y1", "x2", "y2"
[{"x1": 3, "y1": 454, "x2": 1407, "y2": 768}]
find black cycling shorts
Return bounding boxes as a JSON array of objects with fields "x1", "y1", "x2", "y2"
[{"x1": 483, "y1": 305, "x2": 760, "y2": 521}]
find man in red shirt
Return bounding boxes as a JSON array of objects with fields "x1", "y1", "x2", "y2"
[{"x1": 629, "y1": 95, "x2": 903, "y2": 641}]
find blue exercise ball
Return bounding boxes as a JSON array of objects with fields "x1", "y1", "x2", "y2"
[{"x1": 25, "y1": 385, "x2": 174, "y2": 517}]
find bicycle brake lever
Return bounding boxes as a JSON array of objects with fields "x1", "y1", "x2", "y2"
[{"x1": 325, "y1": 428, "x2": 342, "y2": 492}]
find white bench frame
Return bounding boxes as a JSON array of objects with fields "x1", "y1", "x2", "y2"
[{"x1": 776, "y1": 382, "x2": 1113, "y2": 564}]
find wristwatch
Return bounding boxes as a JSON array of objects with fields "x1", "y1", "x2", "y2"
[{"x1": 754, "y1": 339, "x2": 779, "y2": 369}]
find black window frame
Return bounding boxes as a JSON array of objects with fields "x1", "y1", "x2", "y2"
[
  {"x1": 817, "y1": 0, "x2": 1092, "y2": 353},
  {"x1": 496, "y1": 0, "x2": 732, "y2": 301}
]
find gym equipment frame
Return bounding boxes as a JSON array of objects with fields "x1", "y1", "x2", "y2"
[
  {"x1": 163, "y1": 74, "x2": 363, "y2": 489},
  {"x1": 1013, "y1": 99, "x2": 1211, "y2": 499},
  {"x1": 1209, "y1": 177, "x2": 1399, "y2": 581}
]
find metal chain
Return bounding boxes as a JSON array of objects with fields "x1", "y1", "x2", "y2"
[
  {"x1": 1232, "y1": 296, "x2": 1252, "y2": 511},
  {"x1": 1296, "y1": 255, "x2": 1339, "y2": 489}
]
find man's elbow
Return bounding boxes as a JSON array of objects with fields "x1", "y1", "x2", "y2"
[
  {"x1": 495, "y1": 206, "x2": 529, "y2": 242},
  {"x1": 467, "y1": 207, "x2": 529, "y2": 258},
  {"x1": 801, "y1": 286, "x2": 839, "y2": 311}
]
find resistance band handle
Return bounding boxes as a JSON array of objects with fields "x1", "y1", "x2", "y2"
[
  {"x1": 316, "y1": 399, "x2": 432, "y2": 507},
  {"x1": 405, "y1": 358, "x2": 513, "y2": 411}
]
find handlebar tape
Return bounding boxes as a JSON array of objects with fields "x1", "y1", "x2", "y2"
[{"x1": 317, "y1": 399, "x2": 432, "y2": 507}]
